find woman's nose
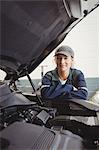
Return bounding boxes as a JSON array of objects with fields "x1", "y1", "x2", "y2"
[{"x1": 60, "y1": 58, "x2": 65, "y2": 63}]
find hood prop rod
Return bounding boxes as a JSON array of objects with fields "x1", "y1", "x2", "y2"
[{"x1": 26, "y1": 72, "x2": 43, "y2": 106}]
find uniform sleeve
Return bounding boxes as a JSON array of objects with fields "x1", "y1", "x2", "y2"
[
  {"x1": 71, "y1": 71, "x2": 88, "y2": 100},
  {"x1": 41, "y1": 74, "x2": 73, "y2": 99}
]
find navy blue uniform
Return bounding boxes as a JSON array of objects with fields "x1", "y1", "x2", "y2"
[{"x1": 41, "y1": 68, "x2": 88, "y2": 100}]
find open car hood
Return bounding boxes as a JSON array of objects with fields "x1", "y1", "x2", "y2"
[{"x1": 0, "y1": 0, "x2": 99, "y2": 80}]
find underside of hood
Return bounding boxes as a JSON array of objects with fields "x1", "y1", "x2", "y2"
[{"x1": 0, "y1": 0, "x2": 99, "y2": 80}]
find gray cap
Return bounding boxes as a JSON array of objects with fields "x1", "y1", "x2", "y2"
[{"x1": 55, "y1": 45, "x2": 74, "y2": 58}]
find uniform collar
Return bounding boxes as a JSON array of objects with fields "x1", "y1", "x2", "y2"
[
  {"x1": 51, "y1": 68, "x2": 73, "y2": 81},
  {"x1": 51, "y1": 68, "x2": 59, "y2": 81}
]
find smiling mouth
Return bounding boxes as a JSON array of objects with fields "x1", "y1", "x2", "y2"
[{"x1": 60, "y1": 65, "x2": 67, "y2": 67}]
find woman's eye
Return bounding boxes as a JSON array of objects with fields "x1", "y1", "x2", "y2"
[
  {"x1": 57, "y1": 57, "x2": 61, "y2": 60},
  {"x1": 57, "y1": 56, "x2": 68, "y2": 60}
]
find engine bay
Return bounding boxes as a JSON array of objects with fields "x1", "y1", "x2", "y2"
[{"x1": 0, "y1": 81, "x2": 99, "y2": 149}]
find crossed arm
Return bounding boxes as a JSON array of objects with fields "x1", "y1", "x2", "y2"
[{"x1": 41, "y1": 73, "x2": 88, "y2": 100}]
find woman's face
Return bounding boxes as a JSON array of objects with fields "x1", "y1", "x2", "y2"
[{"x1": 55, "y1": 54, "x2": 73, "y2": 72}]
